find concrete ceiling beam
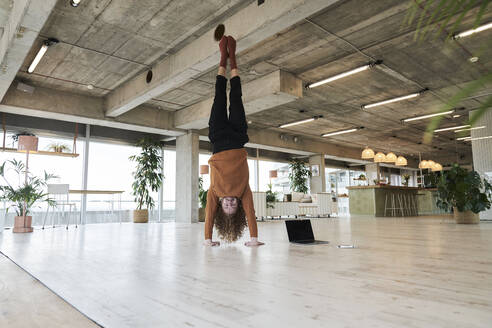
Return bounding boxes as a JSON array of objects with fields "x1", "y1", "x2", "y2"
[
  {"x1": 198, "y1": 127, "x2": 424, "y2": 168},
  {"x1": 104, "y1": 0, "x2": 341, "y2": 118},
  {"x1": 0, "y1": 0, "x2": 57, "y2": 101},
  {"x1": 247, "y1": 126, "x2": 363, "y2": 161},
  {"x1": 0, "y1": 84, "x2": 184, "y2": 137},
  {"x1": 197, "y1": 126, "x2": 373, "y2": 164},
  {"x1": 174, "y1": 70, "x2": 302, "y2": 130}
]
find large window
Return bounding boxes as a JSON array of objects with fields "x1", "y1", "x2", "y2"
[
  {"x1": 86, "y1": 141, "x2": 177, "y2": 222},
  {"x1": 326, "y1": 168, "x2": 361, "y2": 216},
  {"x1": 199, "y1": 153, "x2": 212, "y2": 190},
  {"x1": 0, "y1": 133, "x2": 182, "y2": 228},
  {"x1": 87, "y1": 140, "x2": 137, "y2": 197},
  {"x1": 0, "y1": 135, "x2": 84, "y2": 189},
  {"x1": 0, "y1": 134, "x2": 84, "y2": 227},
  {"x1": 162, "y1": 149, "x2": 176, "y2": 216},
  {"x1": 86, "y1": 140, "x2": 144, "y2": 222},
  {"x1": 259, "y1": 160, "x2": 289, "y2": 195},
  {"x1": 248, "y1": 159, "x2": 256, "y2": 191}
]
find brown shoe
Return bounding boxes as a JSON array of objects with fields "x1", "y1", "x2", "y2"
[
  {"x1": 219, "y1": 35, "x2": 228, "y2": 68},
  {"x1": 227, "y1": 36, "x2": 237, "y2": 70}
]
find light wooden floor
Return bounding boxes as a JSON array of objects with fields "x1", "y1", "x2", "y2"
[
  {"x1": 0, "y1": 253, "x2": 99, "y2": 327},
  {"x1": 0, "y1": 216, "x2": 491, "y2": 328}
]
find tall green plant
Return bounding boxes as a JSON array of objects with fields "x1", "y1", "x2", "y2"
[
  {"x1": 288, "y1": 159, "x2": 311, "y2": 193},
  {"x1": 129, "y1": 137, "x2": 164, "y2": 210},
  {"x1": 198, "y1": 177, "x2": 208, "y2": 209},
  {"x1": 403, "y1": 0, "x2": 491, "y2": 143},
  {"x1": 266, "y1": 183, "x2": 277, "y2": 209},
  {"x1": 0, "y1": 159, "x2": 57, "y2": 216},
  {"x1": 436, "y1": 164, "x2": 492, "y2": 213}
]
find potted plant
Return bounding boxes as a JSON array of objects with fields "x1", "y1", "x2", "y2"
[
  {"x1": 10, "y1": 131, "x2": 35, "y2": 146},
  {"x1": 0, "y1": 159, "x2": 57, "y2": 232},
  {"x1": 423, "y1": 172, "x2": 440, "y2": 188},
  {"x1": 266, "y1": 183, "x2": 277, "y2": 209},
  {"x1": 198, "y1": 177, "x2": 208, "y2": 222},
  {"x1": 402, "y1": 174, "x2": 410, "y2": 187},
  {"x1": 129, "y1": 137, "x2": 163, "y2": 223},
  {"x1": 436, "y1": 164, "x2": 492, "y2": 224},
  {"x1": 47, "y1": 143, "x2": 71, "y2": 153},
  {"x1": 288, "y1": 159, "x2": 311, "y2": 194}
]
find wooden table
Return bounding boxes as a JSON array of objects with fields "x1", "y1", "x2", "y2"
[
  {"x1": 69, "y1": 190, "x2": 124, "y2": 223},
  {"x1": 69, "y1": 190, "x2": 124, "y2": 195}
]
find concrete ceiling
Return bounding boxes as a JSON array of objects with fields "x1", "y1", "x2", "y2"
[
  {"x1": 0, "y1": 0, "x2": 11, "y2": 34},
  {"x1": 14, "y1": 0, "x2": 254, "y2": 97},
  {"x1": 242, "y1": 0, "x2": 491, "y2": 158},
  {"x1": 7, "y1": 0, "x2": 492, "y2": 163}
]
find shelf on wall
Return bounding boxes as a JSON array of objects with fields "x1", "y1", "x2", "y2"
[{"x1": 0, "y1": 147, "x2": 79, "y2": 158}]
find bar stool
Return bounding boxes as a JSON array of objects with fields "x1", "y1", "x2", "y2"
[
  {"x1": 384, "y1": 193, "x2": 404, "y2": 217},
  {"x1": 402, "y1": 193, "x2": 414, "y2": 216},
  {"x1": 408, "y1": 194, "x2": 418, "y2": 216}
]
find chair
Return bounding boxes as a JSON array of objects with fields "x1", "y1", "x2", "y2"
[
  {"x1": 406, "y1": 193, "x2": 418, "y2": 216},
  {"x1": 43, "y1": 184, "x2": 78, "y2": 230}
]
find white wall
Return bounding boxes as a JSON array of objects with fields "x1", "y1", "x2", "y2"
[{"x1": 470, "y1": 109, "x2": 492, "y2": 221}]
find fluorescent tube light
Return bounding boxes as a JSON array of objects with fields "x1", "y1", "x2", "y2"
[
  {"x1": 363, "y1": 92, "x2": 421, "y2": 109},
  {"x1": 279, "y1": 116, "x2": 319, "y2": 129},
  {"x1": 322, "y1": 128, "x2": 358, "y2": 137},
  {"x1": 28, "y1": 44, "x2": 49, "y2": 73},
  {"x1": 434, "y1": 125, "x2": 470, "y2": 133},
  {"x1": 306, "y1": 62, "x2": 380, "y2": 89},
  {"x1": 456, "y1": 136, "x2": 471, "y2": 141},
  {"x1": 403, "y1": 110, "x2": 455, "y2": 122},
  {"x1": 461, "y1": 135, "x2": 492, "y2": 141},
  {"x1": 307, "y1": 65, "x2": 369, "y2": 88},
  {"x1": 454, "y1": 22, "x2": 492, "y2": 39},
  {"x1": 454, "y1": 126, "x2": 485, "y2": 133},
  {"x1": 28, "y1": 38, "x2": 58, "y2": 74}
]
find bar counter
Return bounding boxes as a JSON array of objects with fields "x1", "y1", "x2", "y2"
[{"x1": 347, "y1": 185, "x2": 419, "y2": 217}]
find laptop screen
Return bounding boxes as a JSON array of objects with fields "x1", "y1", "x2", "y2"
[{"x1": 285, "y1": 220, "x2": 315, "y2": 242}]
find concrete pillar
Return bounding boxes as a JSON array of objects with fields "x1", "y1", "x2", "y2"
[
  {"x1": 175, "y1": 131, "x2": 199, "y2": 223},
  {"x1": 309, "y1": 154, "x2": 325, "y2": 193},
  {"x1": 365, "y1": 163, "x2": 379, "y2": 185}
]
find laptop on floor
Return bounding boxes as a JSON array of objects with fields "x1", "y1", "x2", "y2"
[{"x1": 285, "y1": 219, "x2": 329, "y2": 245}]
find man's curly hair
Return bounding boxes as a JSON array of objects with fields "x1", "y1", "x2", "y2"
[{"x1": 214, "y1": 198, "x2": 247, "y2": 242}]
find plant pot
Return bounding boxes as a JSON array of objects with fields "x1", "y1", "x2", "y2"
[
  {"x1": 13, "y1": 216, "x2": 33, "y2": 233},
  {"x1": 133, "y1": 209, "x2": 148, "y2": 223},
  {"x1": 198, "y1": 208, "x2": 205, "y2": 222},
  {"x1": 453, "y1": 207, "x2": 479, "y2": 224}
]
